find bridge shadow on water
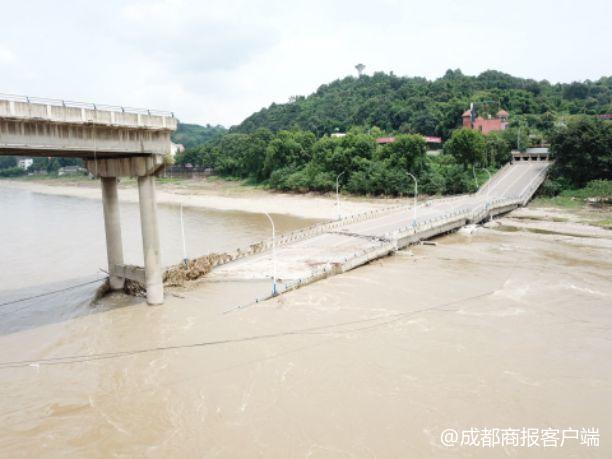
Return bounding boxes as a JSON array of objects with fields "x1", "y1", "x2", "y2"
[{"x1": 0, "y1": 276, "x2": 143, "y2": 336}]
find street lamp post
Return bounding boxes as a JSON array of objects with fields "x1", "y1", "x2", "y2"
[
  {"x1": 406, "y1": 172, "x2": 417, "y2": 226},
  {"x1": 482, "y1": 168, "x2": 492, "y2": 196},
  {"x1": 179, "y1": 203, "x2": 188, "y2": 266},
  {"x1": 263, "y1": 212, "x2": 278, "y2": 296},
  {"x1": 335, "y1": 171, "x2": 345, "y2": 220},
  {"x1": 473, "y1": 165, "x2": 492, "y2": 195}
]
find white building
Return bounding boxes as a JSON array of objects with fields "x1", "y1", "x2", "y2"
[
  {"x1": 170, "y1": 143, "x2": 185, "y2": 157},
  {"x1": 17, "y1": 157, "x2": 33, "y2": 170}
]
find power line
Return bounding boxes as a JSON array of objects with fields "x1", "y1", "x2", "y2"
[
  {"x1": 0, "y1": 289, "x2": 496, "y2": 370},
  {"x1": 0, "y1": 277, "x2": 108, "y2": 309}
]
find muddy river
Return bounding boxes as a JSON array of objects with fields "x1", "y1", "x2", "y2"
[{"x1": 1, "y1": 186, "x2": 611, "y2": 457}]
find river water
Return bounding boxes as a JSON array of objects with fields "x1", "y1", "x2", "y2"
[
  {"x1": 0, "y1": 185, "x2": 318, "y2": 334},
  {"x1": 1, "y1": 185, "x2": 611, "y2": 457}
]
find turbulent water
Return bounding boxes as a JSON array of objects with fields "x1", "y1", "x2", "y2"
[
  {"x1": 1, "y1": 185, "x2": 611, "y2": 457},
  {"x1": 0, "y1": 186, "x2": 317, "y2": 334}
]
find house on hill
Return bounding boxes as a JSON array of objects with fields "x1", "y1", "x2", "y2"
[{"x1": 462, "y1": 108, "x2": 509, "y2": 134}]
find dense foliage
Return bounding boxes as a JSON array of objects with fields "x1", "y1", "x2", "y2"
[
  {"x1": 179, "y1": 126, "x2": 507, "y2": 196},
  {"x1": 0, "y1": 156, "x2": 83, "y2": 175},
  {"x1": 0, "y1": 156, "x2": 17, "y2": 170},
  {"x1": 549, "y1": 117, "x2": 611, "y2": 187},
  {"x1": 233, "y1": 70, "x2": 612, "y2": 139},
  {"x1": 171, "y1": 123, "x2": 226, "y2": 149},
  {"x1": 0, "y1": 166, "x2": 25, "y2": 178},
  {"x1": 537, "y1": 116, "x2": 612, "y2": 196}
]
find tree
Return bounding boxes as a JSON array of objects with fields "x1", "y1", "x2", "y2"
[
  {"x1": 376, "y1": 134, "x2": 427, "y2": 173},
  {"x1": 172, "y1": 123, "x2": 226, "y2": 149},
  {"x1": 214, "y1": 133, "x2": 252, "y2": 176},
  {"x1": 245, "y1": 128, "x2": 273, "y2": 179},
  {"x1": 0, "y1": 156, "x2": 17, "y2": 170},
  {"x1": 0, "y1": 166, "x2": 25, "y2": 177},
  {"x1": 550, "y1": 117, "x2": 612, "y2": 187},
  {"x1": 484, "y1": 132, "x2": 512, "y2": 167},
  {"x1": 262, "y1": 130, "x2": 315, "y2": 178},
  {"x1": 443, "y1": 128, "x2": 486, "y2": 167},
  {"x1": 232, "y1": 70, "x2": 612, "y2": 138}
]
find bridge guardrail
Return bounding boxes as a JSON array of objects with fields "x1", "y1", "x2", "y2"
[{"x1": 0, "y1": 93, "x2": 175, "y2": 118}]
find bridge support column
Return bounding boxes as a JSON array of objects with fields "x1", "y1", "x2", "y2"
[
  {"x1": 137, "y1": 175, "x2": 164, "y2": 305},
  {"x1": 101, "y1": 177, "x2": 125, "y2": 290}
]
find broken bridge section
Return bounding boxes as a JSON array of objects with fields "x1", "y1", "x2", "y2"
[{"x1": 207, "y1": 162, "x2": 551, "y2": 294}]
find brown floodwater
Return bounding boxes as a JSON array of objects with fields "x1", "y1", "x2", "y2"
[{"x1": 1, "y1": 188, "x2": 611, "y2": 457}]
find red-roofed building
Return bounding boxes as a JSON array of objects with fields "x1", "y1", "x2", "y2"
[
  {"x1": 376, "y1": 137, "x2": 396, "y2": 144},
  {"x1": 462, "y1": 108, "x2": 509, "y2": 134},
  {"x1": 375, "y1": 135, "x2": 442, "y2": 145}
]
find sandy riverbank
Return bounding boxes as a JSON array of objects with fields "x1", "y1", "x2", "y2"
[{"x1": 1, "y1": 178, "x2": 401, "y2": 220}]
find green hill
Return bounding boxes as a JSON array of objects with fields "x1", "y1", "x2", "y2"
[
  {"x1": 172, "y1": 122, "x2": 226, "y2": 149},
  {"x1": 232, "y1": 69, "x2": 612, "y2": 139}
]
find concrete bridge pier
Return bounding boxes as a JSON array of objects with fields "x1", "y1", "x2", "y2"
[
  {"x1": 137, "y1": 175, "x2": 164, "y2": 305},
  {"x1": 0, "y1": 93, "x2": 177, "y2": 305},
  {"x1": 86, "y1": 155, "x2": 167, "y2": 305},
  {"x1": 101, "y1": 177, "x2": 125, "y2": 290}
]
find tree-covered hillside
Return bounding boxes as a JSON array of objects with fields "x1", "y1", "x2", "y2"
[
  {"x1": 233, "y1": 70, "x2": 612, "y2": 139},
  {"x1": 172, "y1": 123, "x2": 226, "y2": 149}
]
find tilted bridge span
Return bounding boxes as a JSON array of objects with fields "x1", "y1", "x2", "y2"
[{"x1": 205, "y1": 161, "x2": 551, "y2": 293}]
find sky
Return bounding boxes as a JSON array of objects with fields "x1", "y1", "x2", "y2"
[{"x1": 0, "y1": 0, "x2": 610, "y2": 127}]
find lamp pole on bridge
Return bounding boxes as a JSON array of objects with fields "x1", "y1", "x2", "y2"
[
  {"x1": 473, "y1": 165, "x2": 492, "y2": 196},
  {"x1": 335, "y1": 171, "x2": 345, "y2": 220},
  {"x1": 263, "y1": 212, "x2": 278, "y2": 296},
  {"x1": 482, "y1": 168, "x2": 491, "y2": 196},
  {"x1": 406, "y1": 172, "x2": 418, "y2": 227}
]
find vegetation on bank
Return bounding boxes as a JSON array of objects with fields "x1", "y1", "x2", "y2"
[
  {"x1": 176, "y1": 126, "x2": 513, "y2": 196},
  {"x1": 0, "y1": 166, "x2": 26, "y2": 178},
  {"x1": 0, "y1": 155, "x2": 84, "y2": 176},
  {"x1": 173, "y1": 70, "x2": 610, "y2": 199},
  {"x1": 175, "y1": 115, "x2": 610, "y2": 199},
  {"x1": 533, "y1": 180, "x2": 612, "y2": 208},
  {"x1": 538, "y1": 117, "x2": 612, "y2": 200}
]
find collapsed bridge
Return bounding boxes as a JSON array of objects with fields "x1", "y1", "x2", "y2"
[{"x1": 204, "y1": 161, "x2": 551, "y2": 292}]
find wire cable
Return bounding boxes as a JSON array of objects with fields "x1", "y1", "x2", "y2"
[
  {"x1": 0, "y1": 277, "x2": 108, "y2": 309},
  {"x1": 0, "y1": 289, "x2": 495, "y2": 370}
]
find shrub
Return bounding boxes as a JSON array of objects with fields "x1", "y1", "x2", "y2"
[{"x1": 0, "y1": 167, "x2": 26, "y2": 178}]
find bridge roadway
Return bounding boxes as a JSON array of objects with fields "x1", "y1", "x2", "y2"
[{"x1": 206, "y1": 161, "x2": 550, "y2": 291}]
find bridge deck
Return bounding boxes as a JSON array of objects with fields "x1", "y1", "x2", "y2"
[{"x1": 207, "y1": 162, "x2": 550, "y2": 291}]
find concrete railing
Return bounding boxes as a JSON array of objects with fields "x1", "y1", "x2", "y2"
[
  {"x1": 191, "y1": 186, "x2": 540, "y2": 275},
  {"x1": 0, "y1": 93, "x2": 177, "y2": 131},
  {"x1": 200, "y1": 201, "x2": 411, "y2": 270}
]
